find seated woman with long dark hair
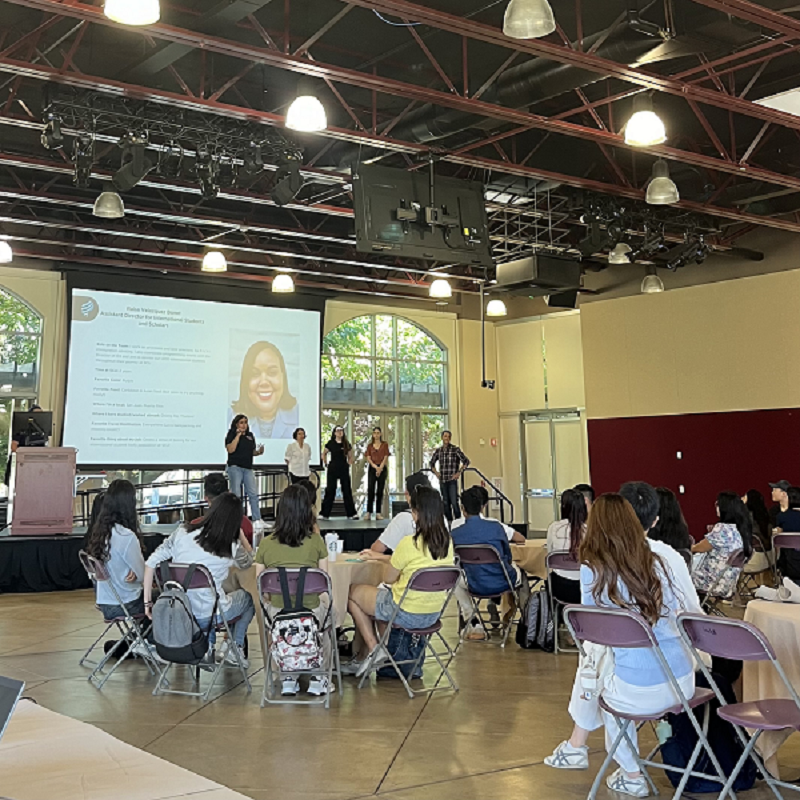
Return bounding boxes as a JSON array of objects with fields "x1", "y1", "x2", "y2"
[
  {"x1": 346, "y1": 486, "x2": 454, "y2": 676},
  {"x1": 649, "y1": 487, "x2": 694, "y2": 555},
  {"x1": 545, "y1": 493, "x2": 701, "y2": 798},
  {"x1": 144, "y1": 492, "x2": 255, "y2": 668},
  {"x1": 545, "y1": 488, "x2": 587, "y2": 604}
]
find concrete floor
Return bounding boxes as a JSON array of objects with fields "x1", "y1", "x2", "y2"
[{"x1": 0, "y1": 589, "x2": 798, "y2": 800}]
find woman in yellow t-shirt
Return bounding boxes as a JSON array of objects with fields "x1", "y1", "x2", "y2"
[{"x1": 346, "y1": 486, "x2": 454, "y2": 677}]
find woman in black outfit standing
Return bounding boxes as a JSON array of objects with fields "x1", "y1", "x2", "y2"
[
  {"x1": 320, "y1": 426, "x2": 358, "y2": 520},
  {"x1": 225, "y1": 414, "x2": 264, "y2": 521}
]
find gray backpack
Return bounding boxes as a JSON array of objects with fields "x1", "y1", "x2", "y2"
[{"x1": 151, "y1": 563, "x2": 211, "y2": 664}]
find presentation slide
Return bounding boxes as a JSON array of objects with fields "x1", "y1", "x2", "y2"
[{"x1": 63, "y1": 290, "x2": 321, "y2": 466}]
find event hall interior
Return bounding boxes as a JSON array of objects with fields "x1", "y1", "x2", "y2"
[{"x1": 3, "y1": 0, "x2": 800, "y2": 798}]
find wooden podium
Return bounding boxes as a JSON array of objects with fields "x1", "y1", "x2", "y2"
[{"x1": 10, "y1": 447, "x2": 76, "y2": 536}]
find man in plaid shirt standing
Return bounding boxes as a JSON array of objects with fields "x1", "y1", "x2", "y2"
[{"x1": 430, "y1": 430, "x2": 470, "y2": 522}]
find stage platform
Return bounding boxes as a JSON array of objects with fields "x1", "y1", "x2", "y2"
[{"x1": 0, "y1": 518, "x2": 389, "y2": 594}]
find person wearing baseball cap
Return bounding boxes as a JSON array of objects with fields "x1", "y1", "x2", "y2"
[{"x1": 769, "y1": 480, "x2": 792, "y2": 528}]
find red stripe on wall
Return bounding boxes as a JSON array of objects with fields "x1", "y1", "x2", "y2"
[{"x1": 587, "y1": 409, "x2": 800, "y2": 539}]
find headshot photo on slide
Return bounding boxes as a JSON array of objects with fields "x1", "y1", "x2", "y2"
[{"x1": 229, "y1": 336, "x2": 300, "y2": 439}]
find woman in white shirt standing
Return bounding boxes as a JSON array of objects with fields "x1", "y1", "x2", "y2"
[
  {"x1": 85, "y1": 479, "x2": 146, "y2": 619},
  {"x1": 143, "y1": 492, "x2": 255, "y2": 667},
  {"x1": 285, "y1": 427, "x2": 312, "y2": 484},
  {"x1": 545, "y1": 488, "x2": 587, "y2": 605}
]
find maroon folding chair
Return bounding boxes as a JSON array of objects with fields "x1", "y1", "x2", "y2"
[
  {"x1": 545, "y1": 550, "x2": 581, "y2": 654},
  {"x1": 152, "y1": 562, "x2": 252, "y2": 700},
  {"x1": 679, "y1": 612, "x2": 800, "y2": 800},
  {"x1": 774, "y1": 534, "x2": 800, "y2": 587},
  {"x1": 257, "y1": 568, "x2": 342, "y2": 709},
  {"x1": 563, "y1": 605, "x2": 728, "y2": 800},
  {"x1": 358, "y1": 566, "x2": 461, "y2": 699}
]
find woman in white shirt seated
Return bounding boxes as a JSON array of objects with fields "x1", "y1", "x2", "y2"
[
  {"x1": 545, "y1": 488, "x2": 587, "y2": 605},
  {"x1": 285, "y1": 427, "x2": 312, "y2": 484},
  {"x1": 545, "y1": 493, "x2": 702, "y2": 798},
  {"x1": 85, "y1": 479, "x2": 146, "y2": 620},
  {"x1": 144, "y1": 492, "x2": 255, "y2": 667}
]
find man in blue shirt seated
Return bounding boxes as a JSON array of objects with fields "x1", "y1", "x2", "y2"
[{"x1": 452, "y1": 486, "x2": 526, "y2": 640}]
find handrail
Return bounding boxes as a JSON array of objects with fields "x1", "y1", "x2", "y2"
[{"x1": 421, "y1": 466, "x2": 514, "y2": 523}]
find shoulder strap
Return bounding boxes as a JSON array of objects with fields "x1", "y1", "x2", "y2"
[
  {"x1": 182, "y1": 563, "x2": 197, "y2": 592},
  {"x1": 158, "y1": 560, "x2": 171, "y2": 587},
  {"x1": 294, "y1": 566, "x2": 308, "y2": 610},
  {"x1": 277, "y1": 567, "x2": 293, "y2": 610}
]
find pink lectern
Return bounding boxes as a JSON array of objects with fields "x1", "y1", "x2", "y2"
[{"x1": 10, "y1": 447, "x2": 76, "y2": 535}]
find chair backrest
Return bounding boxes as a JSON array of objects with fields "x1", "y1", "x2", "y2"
[
  {"x1": 405, "y1": 565, "x2": 461, "y2": 593},
  {"x1": 258, "y1": 567, "x2": 332, "y2": 599},
  {"x1": 752, "y1": 536, "x2": 765, "y2": 554},
  {"x1": 79, "y1": 549, "x2": 110, "y2": 583},
  {"x1": 564, "y1": 605, "x2": 656, "y2": 649},
  {"x1": 677, "y1": 612, "x2": 774, "y2": 661},
  {"x1": 454, "y1": 544, "x2": 502, "y2": 565},
  {"x1": 774, "y1": 533, "x2": 800, "y2": 553},
  {"x1": 727, "y1": 549, "x2": 748, "y2": 569},
  {"x1": 546, "y1": 549, "x2": 580, "y2": 573},
  {"x1": 162, "y1": 562, "x2": 215, "y2": 591}
]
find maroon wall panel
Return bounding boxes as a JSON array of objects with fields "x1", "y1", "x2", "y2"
[{"x1": 587, "y1": 409, "x2": 800, "y2": 539}]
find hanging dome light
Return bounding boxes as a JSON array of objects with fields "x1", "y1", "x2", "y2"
[
  {"x1": 93, "y1": 190, "x2": 125, "y2": 219},
  {"x1": 201, "y1": 250, "x2": 227, "y2": 272},
  {"x1": 624, "y1": 94, "x2": 667, "y2": 147},
  {"x1": 608, "y1": 243, "x2": 632, "y2": 265},
  {"x1": 429, "y1": 278, "x2": 452, "y2": 299},
  {"x1": 486, "y1": 299, "x2": 508, "y2": 317},
  {"x1": 646, "y1": 159, "x2": 680, "y2": 205},
  {"x1": 641, "y1": 272, "x2": 665, "y2": 294},
  {"x1": 503, "y1": 0, "x2": 556, "y2": 39},
  {"x1": 0, "y1": 239, "x2": 11, "y2": 264},
  {"x1": 272, "y1": 273, "x2": 295, "y2": 293},
  {"x1": 105, "y1": 0, "x2": 160, "y2": 26},
  {"x1": 286, "y1": 79, "x2": 327, "y2": 133}
]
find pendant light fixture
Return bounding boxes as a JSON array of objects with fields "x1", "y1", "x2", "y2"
[
  {"x1": 0, "y1": 239, "x2": 12, "y2": 264},
  {"x1": 624, "y1": 94, "x2": 667, "y2": 147},
  {"x1": 104, "y1": 0, "x2": 160, "y2": 26},
  {"x1": 286, "y1": 79, "x2": 327, "y2": 133},
  {"x1": 646, "y1": 159, "x2": 680, "y2": 205},
  {"x1": 641, "y1": 268, "x2": 665, "y2": 294},
  {"x1": 272, "y1": 273, "x2": 295, "y2": 293},
  {"x1": 503, "y1": 0, "x2": 557, "y2": 39},
  {"x1": 93, "y1": 189, "x2": 125, "y2": 219},
  {"x1": 608, "y1": 243, "x2": 632, "y2": 265},
  {"x1": 201, "y1": 250, "x2": 227, "y2": 273},
  {"x1": 429, "y1": 278, "x2": 452, "y2": 300},
  {"x1": 486, "y1": 299, "x2": 508, "y2": 317}
]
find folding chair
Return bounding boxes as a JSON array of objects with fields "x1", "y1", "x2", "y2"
[
  {"x1": 678, "y1": 612, "x2": 800, "y2": 800},
  {"x1": 736, "y1": 538, "x2": 773, "y2": 606},
  {"x1": 152, "y1": 563, "x2": 252, "y2": 700},
  {"x1": 258, "y1": 568, "x2": 342, "y2": 709},
  {"x1": 546, "y1": 550, "x2": 581, "y2": 654},
  {"x1": 563, "y1": 605, "x2": 730, "y2": 800},
  {"x1": 78, "y1": 550, "x2": 158, "y2": 689},
  {"x1": 774, "y1": 533, "x2": 800, "y2": 587},
  {"x1": 701, "y1": 549, "x2": 748, "y2": 616},
  {"x1": 455, "y1": 544, "x2": 523, "y2": 648},
  {"x1": 357, "y1": 566, "x2": 461, "y2": 699}
]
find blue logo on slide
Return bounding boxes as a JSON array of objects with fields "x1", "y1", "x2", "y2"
[{"x1": 72, "y1": 295, "x2": 99, "y2": 321}]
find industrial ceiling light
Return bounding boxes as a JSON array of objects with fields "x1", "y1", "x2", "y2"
[
  {"x1": 272, "y1": 273, "x2": 295, "y2": 293},
  {"x1": 286, "y1": 79, "x2": 327, "y2": 133},
  {"x1": 93, "y1": 189, "x2": 125, "y2": 219},
  {"x1": 201, "y1": 250, "x2": 227, "y2": 273},
  {"x1": 503, "y1": 0, "x2": 557, "y2": 39},
  {"x1": 486, "y1": 299, "x2": 508, "y2": 317},
  {"x1": 40, "y1": 115, "x2": 64, "y2": 151},
  {"x1": 645, "y1": 159, "x2": 680, "y2": 205},
  {"x1": 0, "y1": 239, "x2": 12, "y2": 264},
  {"x1": 624, "y1": 94, "x2": 667, "y2": 147},
  {"x1": 429, "y1": 278, "x2": 452, "y2": 299},
  {"x1": 105, "y1": 0, "x2": 160, "y2": 25},
  {"x1": 641, "y1": 270, "x2": 665, "y2": 294},
  {"x1": 608, "y1": 242, "x2": 632, "y2": 265}
]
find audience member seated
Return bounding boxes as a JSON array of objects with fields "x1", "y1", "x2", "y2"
[
  {"x1": 545, "y1": 493, "x2": 702, "y2": 797},
  {"x1": 204, "y1": 472, "x2": 253, "y2": 544},
  {"x1": 743, "y1": 488, "x2": 772, "y2": 555},
  {"x1": 297, "y1": 478, "x2": 321, "y2": 534},
  {"x1": 452, "y1": 486, "x2": 525, "y2": 640},
  {"x1": 573, "y1": 483, "x2": 595, "y2": 511},
  {"x1": 254, "y1": 483, "x2": 331, "y2": 696},
  {"x1": 346, "y1": 486, "x2": 454, "y2": 676},
  {"x1": 451, "y1": 485, "x2": 525, "y2": 543},
  {"x1": 692, "y1": 491, "x2": 752, "y2": 598},
  {"x1": 545, "y1": 488, "x2": 587, "y2": 605},
  {"x1": 369, "y1": 472, "x2": 431, "y2": 555},
  {"x1": 649, "y1": 487, "x2": 693, "y2": 557},
  {"x1": 774, "y1": 485, "x2": 800, "y2": 580},
  {"x1": 144, "y1": 492, "x2": 255, "y2": 668},
  {"x1": 768, "y1": 479, "x2": 791, "y2": 529}
]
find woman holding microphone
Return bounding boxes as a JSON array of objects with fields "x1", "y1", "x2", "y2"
[
  {"x1": 320, "y1": 425, "x2": 358, "y2": 520},
  {"x1": 225, "y1": 414, "x2": 264, "y2": 521},
  {"x1": 364, "y1": 426, "x2": 390, "y2": 520},
  {"x1": 284, "y1": 427, "x2": 312, "y2": 484}
]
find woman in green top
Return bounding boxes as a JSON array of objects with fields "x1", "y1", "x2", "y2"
[
  {"x1": 346, "y1": 486, "x2": 454, "y2": 677},
  {"x1": 254, "y1": 483, "x2": 330, "y2": 697}
]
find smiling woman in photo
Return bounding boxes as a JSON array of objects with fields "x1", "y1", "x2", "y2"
[{"x1": 231, "y1": 340, "x2": 299, "y2": 439}]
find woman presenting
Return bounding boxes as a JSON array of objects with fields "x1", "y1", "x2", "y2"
[
  {"x1": 284, "y1": 427, "x2": 312, "y2": 484},
  {"x1": 320, "y1": 426, "x2": 358, "y2": 520},
  {"x1": 364, "y1": 426, "x2": 389, "y2": 520},
  {"x1": 225, "y1": 414, "x2": 264, "y2": 521}
]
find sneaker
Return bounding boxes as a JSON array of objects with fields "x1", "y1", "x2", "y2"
[
  {"x1": 362, "y1": 513, "x2": 372, "y2": 520},
  {"x1": 349, "y1": 515, "x2": 360, "y2": 520},
  {"x1": 487, "y1": 601, "x2": 501, "y2": 629},
  {"x1": 307, "y1": 676, "x2": 333, "y2": 695},
  {"x1": 376, "y1": 513, "x2": 384, "y2": 520},
  {"x1": 223, "y1": 644, "x2": 249, "y2": 669},
  {"x1": 131, "y1": 641, "x2": 168, "y2": 664},
  {"x1": 281, "y1": 677, "x2": 300, "y2": 695},
  {"x1": 465, "y1": 624, "x2": 487, "y2": 641},
  {"x1": 544, "y1": 741, "x2": 589, "y2": 770},
  {"x1": 606, "y1": 768, "x2": 649, "y2": 797},
  {"x1": 198, "y1": 652, "x2": 216, "y2": 672},
  {"x1": 356, "y1": 644, "x2": 390, "y2": 677},
  {"x1": 318, "y1": 515, "x2": 329, "y2": 520},
  {"x1": 339, "y1": 659, "x2": 363, "y2": 676}
]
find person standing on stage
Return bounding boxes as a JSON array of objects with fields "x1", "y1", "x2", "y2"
[
  {"x1": 225, "y1": 414, "x2": 264, "y2": 521},
  {"x1": 430, "y1": 430, "x2": 470, "y2": 522},
  {"x1": 364, "y1": 426, "x2": 390, "y2": 521},
  {"x1": 320, "y1": 425, "x2": 358, "y2": 520},
  {"x1": 284, "y1": 427, "x2": 312, "y2": 485}
]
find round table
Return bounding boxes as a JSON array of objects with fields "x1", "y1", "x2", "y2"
[{"x1": 510, "y1": 540, "x2": 547, "y2": 578}]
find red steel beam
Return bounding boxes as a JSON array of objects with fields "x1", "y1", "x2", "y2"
[{"x1": 690, "y1": 0, "x2": 800, "y2": 38}]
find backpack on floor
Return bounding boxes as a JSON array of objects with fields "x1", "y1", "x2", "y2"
[
  {"x1": 515, "y1": 583, "x2": 554, "y2": 652},
  {"x1": 377, "y1": 628, "x2": 426, "y2": 680},
  {"x1": 269, "y1": 567, "x2": 323, "y2": 672},
  {"x1": 660, "y1": 670, "x2": 757, "y2": 793},
  {"x1": 151, "y1": 563, "x2": 210, "y2": 664}
]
